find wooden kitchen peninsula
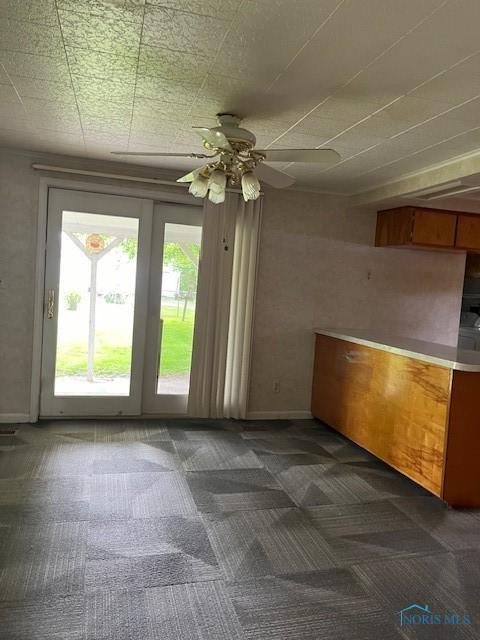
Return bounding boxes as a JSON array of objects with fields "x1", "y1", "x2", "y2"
[{"x1": 312, "y1": 329, "x2": 480, "y2": 507}]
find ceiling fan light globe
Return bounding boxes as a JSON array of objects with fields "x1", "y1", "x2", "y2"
[
  {"x1": 208, "y1": 169, "x2": 227, "y2": 194},
  {"x1": 241, "y1": 171, "x2": 261, "y2": 201},
  {"x1": 177, "y1": 168, "x2": 201, "y2": 183},
  {"x1": 188, "y1": 174, "x2": 209, "y2": 198},
  {"x1": 208, "y1": 187, "x2": 226, "y2": 204}
]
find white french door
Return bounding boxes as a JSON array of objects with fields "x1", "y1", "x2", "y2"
[
  {"x1": 39, "y1": 188, "x2": 203, "y2": 417},
  {"x1": 142, "y1": 203, "x2": 203, "y2": 415}
]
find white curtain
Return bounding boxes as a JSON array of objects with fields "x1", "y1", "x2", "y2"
[
  {"x1": 224, "y1": 197, "x2": 262, "y2": 418},
  {"x1": 188, "y1": 193, "x2": 262, "y2": 418}
]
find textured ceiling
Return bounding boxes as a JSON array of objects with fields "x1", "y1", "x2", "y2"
[{"x1": 1, "y1": 0, "x2": 480, "y2": 194}]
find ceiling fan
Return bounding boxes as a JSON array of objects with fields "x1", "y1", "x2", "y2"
[{"x1": 112, "y1": 114, "x2": 340, "y2": 203}]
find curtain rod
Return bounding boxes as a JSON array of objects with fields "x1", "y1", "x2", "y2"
[
  {"x1": 31, "y1": 163, "x2": 185, "y2": 187},
  {"x1": 31, "y1": 163, "x2": 247, "y2": 193}
]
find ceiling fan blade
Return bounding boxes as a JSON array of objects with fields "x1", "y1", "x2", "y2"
[
  {"x1": 111, "y1": 151, "x2": 210, "y2": 157},
  {"x1": 192, "y1": 127, "x2": 233, "y2": 152},
  {"x1": 255, "y1": 162, "x2": 295, "y2": 189},
  {"x1": 256, "y1": 148, "x2": 340, "y2": 163}
]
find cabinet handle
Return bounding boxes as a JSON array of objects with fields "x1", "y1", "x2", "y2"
[{"x1": 47, "y1": 289, "x2": 55, "y2": 319}]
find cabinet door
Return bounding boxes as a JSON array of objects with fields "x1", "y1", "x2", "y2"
[
  {"x1": 375, "y1": 209, "x2": 413, "y2": 246},
  {"x1": 455, "y1": 214, "x2": 480, "y2": 250},
  {"x1": 411, "y1": 209, "x2": 457, "y2": 247},
  {"x1": 311, "y1": 334, "x2": 449, "y2": 495}
]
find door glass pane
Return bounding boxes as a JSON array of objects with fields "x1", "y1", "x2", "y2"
[
  {"x1": 54, "y1": 211, "x2": 139, "y2": 396},
  {"x1": 157, "y1": 223, "x2": 202, "y2": 395}
]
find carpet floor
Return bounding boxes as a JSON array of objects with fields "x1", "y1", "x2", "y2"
[{"x1": 1, "y1": 418, "x2": 479, "y2": 639}]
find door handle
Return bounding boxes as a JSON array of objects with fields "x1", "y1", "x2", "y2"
[
  {"x1": 157, "y1": 318, "x2": 164, "y2": 372},
  {"x1": 47, "y1": 289, "x2": 55, "y2": 319}
]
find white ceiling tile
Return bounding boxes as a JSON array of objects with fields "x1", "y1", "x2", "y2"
[
  {"x1": 142, "y1": 6, "x2": 228, "y2": 57},
  {"x1": 83, "y1": 131, "x2": 130, "y2": 148},
  {"x1": 309, "y1": 97, "x2": 389, "y2": 127},
  {"x1": 65, "y1": 47, "x2": 138, "y2": 83},
  {"x1": 269, "y1": 131, "x2": 337, "y2": 150},
  {"x1": 346, "y1": 96, "x2": 455, "y2": 140},
  {"x1": 0, "y1": 50, "x2": 71, "y2": 82},
  {"x1": 442, "y1": 99, "x2": 480, "y2": 128},
  {"x1": 251, "y1": 100, "x2": 328, "y2": 125},
  {"x1": 0, "y1": 126, "x2": 83, "y2": 147},
  {"x1": 59, "y1": 10, "x2": 142, "y2": 56},
  {"x1": 128, "y1": 132, "x2": 172, "y2": 148},
  {"x1": 27, "y1": 110, "x2": 83, "y2": 134},
  {"x1": 411, "y1": 55, "x2": 480, "y2": 106},
  {"x1": 73, "y1": 76, "x2": 135, "y2": 108},
  {"x1": 327, "y1": 129, "x2": 387, "y2": 155},
  {"x1": 291, "y1": 114, "x2": 352, "y2": 139},
  {"x1": 337, "y1": 31, "x2": 478, "y2": 104},
  {"x1": 0, "y1": 0, "x2": 58, "y2": 26},
  {"x1": 80, "y1": 113, "x2": 132, "y2": 133},
  {"x1": 0, "y1": 20, "x2": 64, "y2": 58},
  {"x1": 145, "y1": 0, "x2": 238, "y2": 19},
  {"x1": 212, "y1": 0, "x2": 343, "y2": 83},
  {"x1": 135, "y1": 75, "x2": 201, "y2": 105},
  {"x1": 270, "y1": 0, "x2": 448, "y2": 100},
  {"x1": 390, "y1": 117, "x2": 474, "y2": 150},
  {"x1": 9, "y1": 76, "x2": 76, "y2": 104},
  {"x1": 57, "y1": 0, "x2": 145, "y2": 22},
  {"x1": 0, "y1": 112, "x2": 30, "y2": 132},
  {"x1": 130, "y1": 107, "x2": 189, "y2": 136},
  {"x1": 0, "y1": 100, "x2": 27, "y2": 119},
  {"x1": 78, "y1": 105, "x2": 132, "y2": 138},
  {"x1": 0, "y1": 83, "x2": 20, "y2": 104},
  {"x1": 22, "y1": 96, "x2": 78, "y2": 119},
  {"x1": 137, "y1": 45, "x2": 210, "y2": 82},
  {"x1": 413, "y1": 0, "x2": 480, "y2": 59},
  {"x1": 133, "y1": 98, "x2": 191, "y2": 121}
]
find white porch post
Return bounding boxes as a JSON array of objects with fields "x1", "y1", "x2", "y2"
[{"x1": 87, "y1": 258, "x2": 98, "y2": 382}]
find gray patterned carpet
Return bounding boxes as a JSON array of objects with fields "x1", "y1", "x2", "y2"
[{"x1": 1, "y1": 418, "x2": 480, "y2": 639}]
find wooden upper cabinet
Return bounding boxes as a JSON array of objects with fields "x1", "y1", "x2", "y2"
[
  {"x1": 455, "y1": 214, "x2": 480, "y2": 251},
  {"x1": 376, "y1": 206, "x2": 457, "y2": 249}
]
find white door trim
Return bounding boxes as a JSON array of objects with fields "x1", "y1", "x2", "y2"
[
  {"x1": 40, "y1": 188, "x2": 153, "y2": 417},
  {"x1": 142, "y1": 202, "x2": 204, "y2": 415},
  {"x1": 30, "y1": 176, "x2": 201, "y2": 422}
]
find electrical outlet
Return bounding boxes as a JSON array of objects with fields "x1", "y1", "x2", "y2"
[{"x1": 273, "y1": 381, "x2": 280, "y2": 393}]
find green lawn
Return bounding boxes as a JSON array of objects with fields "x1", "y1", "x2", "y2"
[{"x1": 56, "y1": 305, "x2": 195, "y2": 377}]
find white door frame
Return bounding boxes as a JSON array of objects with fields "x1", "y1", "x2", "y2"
[
  {"x1": 31, "y1": 176, "x2": 202, "y2": 421},
  {"x1": 40, "y1": 188, "x2": 153, "y2": 417},
  {"x1": 142, "y1": 202, "x2": 203, "y2": 415}
]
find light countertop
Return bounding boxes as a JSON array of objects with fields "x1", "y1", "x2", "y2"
[{"x1": 314, "y1": 328, "x2": 480, "y2": 372}]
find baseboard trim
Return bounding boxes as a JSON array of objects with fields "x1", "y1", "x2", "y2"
[
  {"x1": 0, "y1": 413, "x2": 31, "y2": 423},
  {"x1": 246, "y1": 410, "x2": 312, "y2": 420}
]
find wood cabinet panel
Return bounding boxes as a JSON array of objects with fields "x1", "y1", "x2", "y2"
[
  {"x1": 411, "y1": 209, "x2": 457, "y2": 247},
  {"x1": 455, "y1": 214, "x2": 480, "y2": 250},
  {"x1": 375, "y1": 208, "x2": 413, "y2": 246},
  {"x1": 311, "y1": 335, "x2": 449, "y2": 495},
  {"x1": 443, "y1": 370, "x2": 480, "y2": 507},
  {"x1": 376, "y1": 206, "x2": 457, "y2": 249}
]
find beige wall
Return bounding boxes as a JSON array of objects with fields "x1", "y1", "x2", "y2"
[
  {"x1": 0, "y1": 151, "x2": 39, "y2": 416},
  {"x1": 0, "y1": 149, "x2": 466, "y2": 418},
  {"x1": 248, "y1": 188, "x2": 466, "y2": 416}
]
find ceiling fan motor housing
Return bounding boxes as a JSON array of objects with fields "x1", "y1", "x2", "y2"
[{"x1": 213, "y1": 113, "x2": 256, "y2": 150}]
